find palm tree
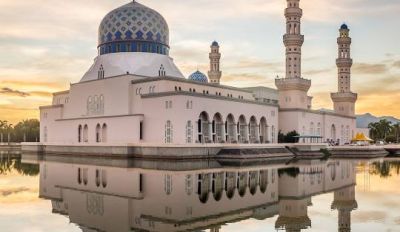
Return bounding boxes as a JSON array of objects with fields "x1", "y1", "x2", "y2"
[
  {"x1": 378, "y1": 119, "x2": 393, "y2": 141},
  {"x1": 368, "y1": 122, "x2": 380, "y2": 141}
]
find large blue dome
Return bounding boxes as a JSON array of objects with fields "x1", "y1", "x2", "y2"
[
  {"x1": 340, "y1": 23, "x2": 348, "y2": 30},
  {"x1": 98, "y1": 1, "x2": 169, "y2": 56},
  {"x1": 189, "y1": 71, "x2": 208, "y2": 83}
]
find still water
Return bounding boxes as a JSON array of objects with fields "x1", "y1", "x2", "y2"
[{"x1": 0, "y1": 151, "x2": 400, "y2": 232}]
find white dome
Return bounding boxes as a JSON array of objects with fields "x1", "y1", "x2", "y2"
[{"x1": 80, "y1": 52, "x2": 184, "y2": 82}]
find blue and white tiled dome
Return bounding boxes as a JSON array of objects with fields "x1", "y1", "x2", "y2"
[
  {"x1": 98, "y1": 1, "x2": 169, "y2": 55},
  {"x1": 189, "y1": 71, "x2": 208, "y2": 83}
]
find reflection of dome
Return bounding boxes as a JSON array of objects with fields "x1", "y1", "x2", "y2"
[
  {"x1": 212, "y1": 41, "x2": 219, "y2": 46},
  {"x1": 98, "y1": 1, "x2": 170, "y2": 55},
  {"x1": 340, "y1": 23, "x2": 348, "y2": 30},
  {"x1": 189, "y1": 71, "x2": 208, "y2": 83}
]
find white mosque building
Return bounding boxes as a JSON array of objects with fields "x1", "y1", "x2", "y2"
[{"x1": 39, "y1": 0, "x2": 357, "y2": 146}]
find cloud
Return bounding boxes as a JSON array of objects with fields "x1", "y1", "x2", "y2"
[
  {"x1": 393, "y1": 61, "x2": 400, "y2": 68},
  {"x1": 304, "y1": 68, "x2": 332, "y2": 75},
  {"x1": 353, "y1": 63, "x2": 387, "y2": 74},
  {"x1": 0, "y1": 87, "x2": 30, "y2": 97},
  {"x1": 352, "y1": 211, "x2": 388, "y2": 223}
]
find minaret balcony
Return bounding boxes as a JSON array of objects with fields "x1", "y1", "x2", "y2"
[
  {"x1": 331, "y1": 92, "x2": 358, "y2": 103},
  {"x1": 285, "y1": 8, "x2": 303, "y2": 17},
  {"x1": 275, "y1": 77, "x2": 311, "y2": 92},
  {"x1": 283, "y1": 34, "x2": 304, "y2": 46},
  {"x1": 336, "y1": 58, "x2": 353, "y2": 67}
]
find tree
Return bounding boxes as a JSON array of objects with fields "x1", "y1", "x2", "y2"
[
  {"x1": 368, "y1": 119, "x2": 394, "y2": 142},
  {"x1": 13, "y1": 119, "x2": 40, "y2": 142},
  {"x1": 393, "y1": 123, "x2": 400, "y2": 144},
  {"x1": 278, "y1": 130, "x2": 300, "y2": 143}
]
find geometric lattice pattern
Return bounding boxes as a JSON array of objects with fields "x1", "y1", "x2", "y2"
[
  {"x1": 98, "y1": 1, "x2": 169, "y2": 47},
  {"x1": 189, "y1": 71, "x2": 209, "y2": 83}
]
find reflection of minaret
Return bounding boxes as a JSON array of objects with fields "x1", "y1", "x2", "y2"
[
  {"x1": 331, "y1": 186, "x2": 358, "y2": 232},
  {"x1": 275, "y1": 198, "x2": 312, "y2": 232},
  {"x1": 210, "y1": 226, "x2": 221, "y2": 232}
]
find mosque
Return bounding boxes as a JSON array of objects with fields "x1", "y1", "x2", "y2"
[{"x1": 39, "y1": 0, "x2": 357, "y2": 146}]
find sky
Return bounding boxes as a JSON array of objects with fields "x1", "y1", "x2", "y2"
[{"x1": 0, "y1": 0, "x2": 399, "y2": 124}]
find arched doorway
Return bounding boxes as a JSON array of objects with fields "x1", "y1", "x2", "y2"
[
  {"x1": 213, "y1": 113, "x2": 224, "y2": 143},
  {"x1": 238, "y1": 115, "x2": 248, "y2": 143},
  {"x1": 249, "y1": 116, "x2": 258, "y2": 143},
  {"x1": 259, "y1": 117, "x2": 268, "y2": 143},
  {"x1": 331, "y1": 124, "x2": 336, "y2": 141},
  {"x1": 225, "y1": 114, "x2": 236, "y2": 143},
  {"x1": 198, "y1": 112, "x2": 210, "y2": 143}
]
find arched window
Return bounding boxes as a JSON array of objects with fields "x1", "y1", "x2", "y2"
[
  {"x1": 99, "y1": 95, "x2": 104, "y2": 114},
  {"x1": 78, "y1": 125, "x2": 82, "y2": 143},
  {"x1": 165, "y1": 120, "x2": 173, "y2": 143},
  {"x1": 77, "y1": 168, "x2": 82, "y2": 184},
  {"x1": 87, "y1": 96, "x2": 93, "y2": 115},
  {"x1": 98, "y1": 65, "x2": 105, "y2": 79},
  {"x1": 159, "y1": 64, "x2": 166, "y2": 77},
  {"x1": 94, "y1": 95, "x2": 99, "y2": 113},
  {"x1": 271, "y1": 126, "x2": 275, "y2": 143},
  {"x1": 96, "y1": 124, "x2": 101, "y2": 143},
  {"x1": 43, "y1": 126, "x2": 48, "y2": 143},
  {"x1": 186, "y1": 121, "x2": 193, "y2": 143},
  {"x1": 317, "y1": 123, "x2": 321, "y2": 136},
  {"x1": 96, "y1": 169, "x2": 101, "y2": 187},
  {"x1": 102, "y1": 124, "x2": 107, "y2": 143},
  {"x1": 101, "y1": 170, "x2": 107, "y2": 188},
  {"x1": 164, "y1": 174, "x2": 173, "y2": 195},
  {"x1": 310, "y1": 122, "x2": 315, "y2": 136},
  {"x1": 83, "y1": 125, "x2": 89, "y2": 143}
]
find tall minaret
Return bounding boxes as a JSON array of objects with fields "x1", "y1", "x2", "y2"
[
  {"x1": 208, "y1": 41, "x2": 222, "y2": 84},
  {"x1": 331, "y1": 24, "x2": 358, "y2": 116},
  {"x1": 284, "y1": 0, "x2": 303, "y2": 79},
  {"x1": 276, "y1": 0, "x2": 311, "y2": 109}
]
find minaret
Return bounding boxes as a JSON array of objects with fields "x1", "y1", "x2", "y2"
[
  {"x1": 276, "y1": 0, "x2": 311, "y2": 109},
  {"x1": 331, "y1": 24, "x2": 358, "y2": 116},
  {"x1": 284, "y1": 0, "x2": 303, "y2": 79},
  {"x1": 208, "y1": 41, "x2": 222, "y2": 84}
]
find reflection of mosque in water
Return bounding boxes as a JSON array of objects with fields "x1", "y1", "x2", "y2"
[{"x1": 37, "y1": 157, "x2": 357, "y2": 232}]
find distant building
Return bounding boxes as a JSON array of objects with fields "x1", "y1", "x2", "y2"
[{"x1": 40, "y1": 0, "x2": 357, "y2": 146}]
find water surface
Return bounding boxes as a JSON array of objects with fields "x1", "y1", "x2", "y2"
[{"x1": 1, "y1": 151, "x2": 400, "y2": 232}]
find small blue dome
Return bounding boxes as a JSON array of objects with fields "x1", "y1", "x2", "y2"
[
  {"x1": 189, "y1": 71, "x2": 208, "y2": 83},
  {"x1": 212, "y1": 41, "x2": 219, "y2": 46},
  {"x1": 340, "y1": 24, "x2": 348, "y2": 30}
]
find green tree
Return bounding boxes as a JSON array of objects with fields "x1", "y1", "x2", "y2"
[
  {"x1": 13, "y1": 119, "x2": 40, "y2": 142},
  {"x1": 368, "y1": 119, "x2": 394, "y2": 142}
]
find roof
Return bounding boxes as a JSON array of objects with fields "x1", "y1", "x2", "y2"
[{"x1": 80, "y1": 52, "x2": 184, "y2": 82}]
